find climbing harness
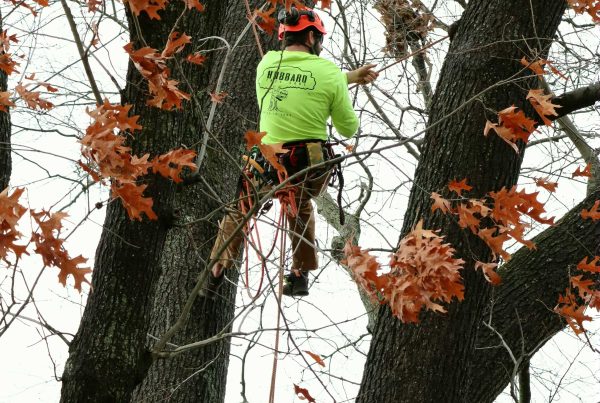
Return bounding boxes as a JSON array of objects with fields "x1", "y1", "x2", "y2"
[{"x1": 236, "y1": 141, "x2": 344, "y2": 296}]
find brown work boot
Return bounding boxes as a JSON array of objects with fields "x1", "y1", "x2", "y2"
[{"x1": 282, "y1": 271, "x2": 309, "y2": 297}]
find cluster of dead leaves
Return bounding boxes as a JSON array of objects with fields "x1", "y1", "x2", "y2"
[
  {"x1": 374, "y1": 0, "x2": 435, "y2": 58},
  {"x1": 5, "y1": 0, "x2": 47, "y2": 17},
  {"x1": 484, "y1": 89, "x2": 560, "y2": 152},
  {"x1": 124, "y1": 32, "x2": 194, "y2": 110},
  {"x1": 554, "y1": 197, "x2": 600, "y2": 334},
  {"x1": 0, "y1": 188, "x2": 28, "y2": 263},
  {"x1": 520, "y1": 57, "x2": 567, "y2": 80},
  {"x1": 123, "y1": 0, "x2": 203, "y2": 20},
  {"x1": 567, "y1": 0, "x2": 600, "y2": 22},
  {"x1": 0, "y1": 34, "x2": 59, "y2": 112},
  {"x1": 484, "y1": 55, "x2": 568, "y2": 152},
  {"x1": 0, "y1": 31, "x2": 58, "y2": 112},
  {"x1": 31, "y1": 211, "x2": 91, "y2": 291},
  {"x1": 343, "y1": 220, "x2": 465, "y2": 323},
  {"x1": 79, "y1": 100, "x2": 196, "y2": 220},
  {"x1": 432, "y1": 178, "x2": 555, "y2": 284},
  {"x1": 0, "y1": 188, "x2": 91, "y2": 292},
  {"x1": 555, "y1": 256, "x2": 600, "y2": 334}
]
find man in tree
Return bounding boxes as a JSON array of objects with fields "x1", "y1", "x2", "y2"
[{"x1": 203, "y1": 6, "x2": 378, "y2": 298}]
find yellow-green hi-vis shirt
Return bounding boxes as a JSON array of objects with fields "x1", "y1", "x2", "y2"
[{"x1": 256, "y1": 50, "x2": 359, "y2": 145}]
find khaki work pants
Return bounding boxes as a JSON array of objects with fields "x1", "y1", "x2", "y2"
[{"x1": 210, "y1": 167, "x2": 331, "y2": 272}]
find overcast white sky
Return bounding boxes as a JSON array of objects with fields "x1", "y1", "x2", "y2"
[{"x1": 1, "y1": 1, "x2": 599, "y2": 402}]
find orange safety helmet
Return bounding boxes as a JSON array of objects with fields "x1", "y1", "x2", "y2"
[{"x1": 277, "y1": 7, "x2": 327, "y2": 41}]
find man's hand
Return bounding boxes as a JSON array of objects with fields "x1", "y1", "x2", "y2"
[{"x1": 347, "y1": 64, "x2": 379, "y2": 85}]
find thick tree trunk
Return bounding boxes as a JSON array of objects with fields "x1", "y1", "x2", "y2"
[
  {"x1": 60, "y1": 3, "x2": 228, "y2": 402},
  {"x1": 131, "y1": 2, "x2": 277, "y2": 401},
  {"x1": 0, "y1": 12, "x2": 10, "y2": 190},
  {"x1": 358, "y1": 1, "x2": 567, "y2": 402}
]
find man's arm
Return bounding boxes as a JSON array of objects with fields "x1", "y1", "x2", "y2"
[{"x1": 347, "y1": 64, "x2": 379, "y2": 85}]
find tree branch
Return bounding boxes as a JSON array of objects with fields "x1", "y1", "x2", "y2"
[
  {"x1": 552, "y1": 82, "x2": 600, "y2": 119},
  {"x1": 468, "y1": 189, "x2": 600, "y2": 402}
]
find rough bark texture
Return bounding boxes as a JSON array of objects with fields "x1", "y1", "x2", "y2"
[
  {"x1": 358, "y1": 1, "x2": 567, "y2": 402},
  {"x1": 0, "y1": 11, "x2": 10, "y2": 190},
  {"x1": 131, "y1": 2, "x2": 278, "y2": 401},
  {"x1": 59, "y1": 4, "x2": 224, "y2": 402}
]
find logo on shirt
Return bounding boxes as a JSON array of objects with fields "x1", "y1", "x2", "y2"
[
  {"x1": 258, "y1": 67, "x2": 317, "y2": 91},
  {"x1": 258, "y1": 67, "x2": 316, "y2": 113}
]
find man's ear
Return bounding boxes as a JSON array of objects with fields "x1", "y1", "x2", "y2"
[{"x1": 307, "y1": 30, "x2": 315, "y2": 45}]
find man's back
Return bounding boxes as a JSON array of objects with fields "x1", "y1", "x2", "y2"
[{"x1": 256, "y1": 50, "x2": 359, "y2": 144}]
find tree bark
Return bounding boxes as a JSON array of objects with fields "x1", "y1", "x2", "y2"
[
  {"x1": 0, "y1": 11, "x2": 10, "y2": 190},
  {"x1": 60, "y1": 3, "x2": 228, "y2": 401},
  {"x1": 358, "y1": 1, "x2": 567, "y2": 402},
  {"x1": 131, "y1": 2, "x2": 278, "y2": 401}
]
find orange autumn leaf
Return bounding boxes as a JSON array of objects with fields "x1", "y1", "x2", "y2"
[
  {"x1": 30, "y1": 210, "x2": 91, "y2": 292},
  {"x1": 209, "y1": 91, "x2": 228, "y2": 103},
  {"x1": 554, "y1": 292, "x2": 592, "y2": 335},
  {"x1": 259, "y1": 143, "x2": 288, "y2": 176},
  {"x1": 0, "y1": 53, "x2": 19, "y2": 76},
  {"x1": 474, "y1": 261, "x2": 501, "y2": 285},
  {"x1": 0, "y1": 188, "x2": 29, "y2": 262},
  {"x1": 572, "y1": 163, "x2": 592, "y2": 178},
  {"x1": 15, "y1": 82, "x2": 53, "y2": 110},
  {"x1": 570, "y1": 275, "x2": 596, "y2": 299},
  {"x1": 243, "y1": 130, "x2": 288, "y2": 175},
  {"x1": 123, "y1": 0, "x2": 168, "y2": 19},
  {"x1": 497, "y1": 106, "x2": 536, "y2": 143},
  {"x1": 519, "y1": 57, "x2": 566, "y2": 79},
  {"x1": 256, "y1": 6, "x2": 277, "y2": 34},
  {"x1": 244, "y1": 130, "x2": 266, "y2": 150},
  {"x1": 526, "y1": 89, "x2": 560, "y2": 126},
  {"x1": 0, "y1": 91, "x2": 15, "y2": 112},
  {"x1": 484, "y1": 121, "x2": 519, "y2": 153},
  {"x1": 520, "y1": 56, "x2": 546, "y2": 75},
  {"x1": 456, "y1": 203, "x2": 480, "y2": 232},
  {"x1": 294, "y1": 384, "x2": 316, "y2": 403},
  {"x1": 581, "y1": 200, "x2": 600, "y2": 221},
  {"x1": 181, "y1": 0, "x2": 204, "y2": 12},
  {"x1": 430, "y1": 192, "x2": 451, "y2": 214},
  {"x1": 151, "y1": 149, "x2": 197, "y2": 183},
  {"x1": 448, "y1": 178, "x2": 472, "y2": 196},
  {"x1": 477, "y1": 227, "x2": 511, "y2": 261},
  {"x1": 303, "y1": 350, "x2": 326, "y2": 367},
  {"x1": 534, "y1": 177, "x2": 558, "y2": 192},
  {"x1": 0, "y1": 30, "x2": 18, "y2": 53},
  {"x1": 87, "y1": 0, "x2": 101, "y2": 11},
  {"x1": 111, "y1": 182, "x2": 158, "y2": 221},
  {"x1": 577, "y1": 256, "x2": 600, "y2": 273},
  {"x1": 162, "y1": 32, "x2": 191, "y2": 58},
  {"x1": 567, "y1": 0, "x2": 600, "y2": 22},
  {"x1": 186, "y1": 52, "x2": 206, "y2": 65},
  {"x1": 342, "y1": 239, "x2": 387, "y2": 300}
]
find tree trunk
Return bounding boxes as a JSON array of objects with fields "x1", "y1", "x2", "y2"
[
  {"x1": 60, "y1": 3, "x2": 229, "y2": 401},
  {"x1": 358, "y1": 1, "x2": 567, "y2": 402},
  {"x1": 132, "y1": 2, "x2": 278, "y2": 401},
  {"x1": 0, "y1": 11, "x2": 10, "y2": 190}
]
